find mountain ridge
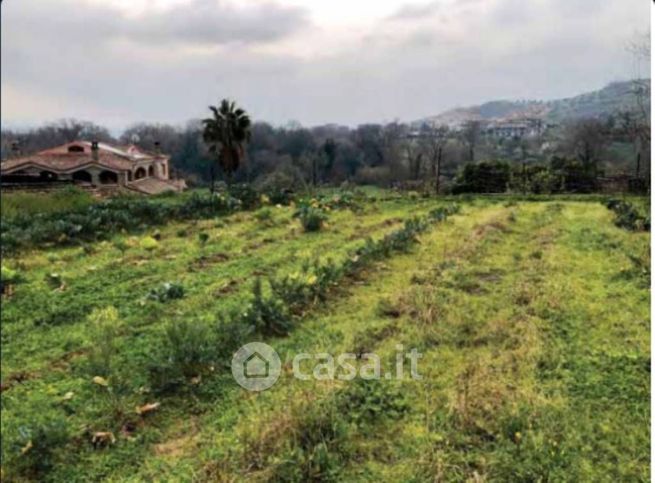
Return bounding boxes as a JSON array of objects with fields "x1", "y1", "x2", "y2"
[{"x1": 415, "y1": 80, "x2": 650, "y2": 128}]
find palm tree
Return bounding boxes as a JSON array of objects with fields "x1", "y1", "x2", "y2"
[{"x1": 202, "y1": 99, "x2": 251, "y2": 188}]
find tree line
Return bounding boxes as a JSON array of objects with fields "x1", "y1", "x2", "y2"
[{"x1": 1, "y1": 97, "x2": 650, "y2": 194}]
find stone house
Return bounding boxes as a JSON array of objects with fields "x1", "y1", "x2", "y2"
[{"x1": 0, "y1": 141, "x2": 186, "y2": 195}]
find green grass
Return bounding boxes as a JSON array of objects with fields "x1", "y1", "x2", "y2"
[
  {"x1": 0, "y1": 193, "x2": 649, "y2": 482},
  {"x1": 1, "y1": 187, "x2": 95, "y2": 220}
]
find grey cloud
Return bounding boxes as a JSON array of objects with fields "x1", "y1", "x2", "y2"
[
  {"x1": 4, "y1": 0, "x2": 309, "y2": 48},
  {"x1": 1, "y1": 0, "x2": 650, "y2": 129},
  {"x1": 388, "y1": 1, "x2": 442, "y2": 20},
  {"x1": 121, "y1": 0, "x2": 310, "y2": 46}
]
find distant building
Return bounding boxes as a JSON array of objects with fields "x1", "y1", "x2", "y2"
[
  {"x1": 0, "y1": 141, "x2": 186, "y2": 195},
  {"x1": 484, "y1": 118, "x2": 545, "y2": 138}
]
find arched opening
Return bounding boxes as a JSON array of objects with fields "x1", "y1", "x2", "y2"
[
  {"x1": 39, "y1": 170, "x2": 58, "y2": 181},
  {"x1": 68, "y1": 145, "x2": 85, "y2": 153},
  {"x1": 99, "y1": 170, "x2": 118, "y2": 184},
  {"x1": 72, "y1": 170, "x2": 92, "y2": 183},
  {"x1": 1, "y1": 170, "x2": 39, "y2": 184},
  {"x1": 148, "y1": 165, "x2": 155, "y2": 177},
  {"x1": 128, "y1": 171, "x2": 133, "y2": 182},
  {"x1": 135, "y1": 167, "x2": 146, "y2": 180}
]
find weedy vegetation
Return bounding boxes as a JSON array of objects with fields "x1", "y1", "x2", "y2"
[{"x1": 0, "y1": 190, "x2": 649, "y2": 482}]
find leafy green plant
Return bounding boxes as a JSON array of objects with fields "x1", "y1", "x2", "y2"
[
  {"x1": 198, "y1": 232, "x2": 210, "y2": 246},
  {"x1": 149, "y1": 320, "x2": 215, "y2": 393},
  {"x1": 242, "y1": 278, "x2": 292, "y2": 336},
  {"x1": 140, "y1": 236, "x2": 159, "y2": 251},
  {"x1": 8, "y1": 417, "x2": 69, "y2": 478},
  {"x1": 1, "y1": 264, "x2": 22, "y2": 293},
  {"x1": 604, "y1": 199, "x2": 650, "y2": 231},
  {"x1": 336, "y1": 379, "x2": 409, "y2": 425},
  {"x1": 147, "y1": 282, "x2": 185, "y2": 302},
  {"x1": 294, "y1": 205, "x2": 328, "y2": 232},
  {"x1": 45, "y1": 272, "x2": 64, "y2": 290}
]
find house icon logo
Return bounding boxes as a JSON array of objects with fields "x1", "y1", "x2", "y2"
[
  {"x1": 244, "y1": 351, "x2": 269, "y2": 378},
  {"x1": 231, "y1": 342, "x2": 281, "y2": 391}
]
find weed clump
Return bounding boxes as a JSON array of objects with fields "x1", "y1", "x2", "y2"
[
  {"x1": 147, "y1": 282, "x2": 185, "y2": 303},
  {"x1": 242, "y1": 278, "x2": 292, "y2": 336},
  {"x1": 86, "y1": 306, "x2": 120, "y2": 377},
  {"x1": 1, "y1": 265, "x2": 22, "y2": 294},
  {"x1": 6, "y1": 417, "x2": 69, "y2": 478},
  {"x1": 604, "y1": 199, "x2": 650, "y2": 231},
  {"x1": 294, "y1": 204, "x2": 328, "y2": 232},
  {"x1": 140, "y1": 236, "x2": 159, "y2": 251}
]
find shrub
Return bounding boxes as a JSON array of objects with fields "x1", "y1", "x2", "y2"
[
  {"x1": 149, "y1": 320, "x2": 215, "y2": 393},
  {"x1": 45, "y1": 273, "x2": 64, "y2": 290},
  {"x1": 147, "y1": 282, "x2": 185, "y2": 302},
  {"x1": 140, "y1": 236, "x2": 159, "y2": 251},
  {"x1": 163, "y1": 320, "x2": 214, "y2": 377},
  {"x1": 269, "y1": 258, "x2": 342, "y2": 312},
  {"x1": 228, "y1": 183, "x2": 259, "y2": 209},
  {"x1": 336, "y1": 379, "x2": 409, "y2": 425},
  {"x1": 1, "y1": 265, "x2": 21, "y2": 293},
  {"x1": 604, "y1": 199, "x2": 650, "y2": 231},
  {"x1": 242, "y1": 278, "x2": 292, "y2": 336},
  {"x1": 198, "y1": 232, "x2": 210, "y2": 246},
  {"x1": 294, "y1": 205, "x2": 328, "y2": 232},
  {"x1": 453, "y1": 160, "x2": 511, "y2": 194},
  {"x1": 8, "y1": 417, "x2": 69, "y2": 477}
]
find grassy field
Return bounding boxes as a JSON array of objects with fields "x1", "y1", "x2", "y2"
[
  {"x1": 0, "y1": 191, "x2": 649, "y2": 481},
  {"x1": 0, "y1": 187, "x2": 96, "y2": 220}
]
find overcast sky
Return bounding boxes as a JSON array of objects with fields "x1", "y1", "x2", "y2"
[{"x1": 1, "y1": 0, "x2": 650, "y2": 131}]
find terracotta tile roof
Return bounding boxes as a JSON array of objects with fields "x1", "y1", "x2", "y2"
[{"x1": 1, "y1": 141, "x2": 167, "y2": 174}]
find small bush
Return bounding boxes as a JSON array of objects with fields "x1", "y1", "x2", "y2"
[
  {"x1": 604, "y1": 199, "x2": 650, "y2": 231},
  {"x1": 140, "y1": 236, "x2": 159, "y2": 251},
  {"x1": 8, "y1": 417, "x2": 69, "y2": 477},
  {"x1": 163, "y1": 320, "x2": 214, "y2": 377},
  {"x1": 149, "y1": 320, "x2": 215, "y2": 392},
  {"x1": 1, "y1": 265, "x2": 22, "y2": 293},
  {"x1": 294, "y1": 205, "x2": 328, "y2": 232},
  {"x1": 242, "y1": 278, "x2": 292, "y2": 336},
  {"x1": 228, "y1": 183, "x2": 260, "y2": 209},
  {"x1": 198, "y1": 232, "x2": 210, "y2": 246},
  {"x1": 147, "y1": 282, "x2": 185, "y2": 303},
  {"x1": 336, "y1": 379, "x2": 409, "y2": 425}
]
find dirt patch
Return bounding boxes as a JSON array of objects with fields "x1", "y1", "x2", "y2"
[
  {"x1": 213, "y1": 279, "x2": 240, "y2": 296},
  {"x1": 0, "y1": 370, "x2": 39, "y2": 392},
  {"x1": 190, "y1": 252, "x2": 230, "y2": 270}
]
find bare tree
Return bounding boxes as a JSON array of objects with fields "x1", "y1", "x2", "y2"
[
  {"x1": 623, "y1": 31, "x2": 651, "y2": 177},
  {"x1": 565, "y1": 118, "x2": 610, "y2": 182},
  {"x1": 402, "y1": 134, "x2": 423, "y2": 180},
  {"x1": 420, "y1": 125, "x2": 449, "y2": 193},
  {"x1": 462, "y1": 120, "x2": 481, "y2": 162}
]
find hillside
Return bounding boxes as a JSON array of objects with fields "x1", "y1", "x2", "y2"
[{"x1": 417, "y1": 80, "x2": 650, "y2": 127}]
